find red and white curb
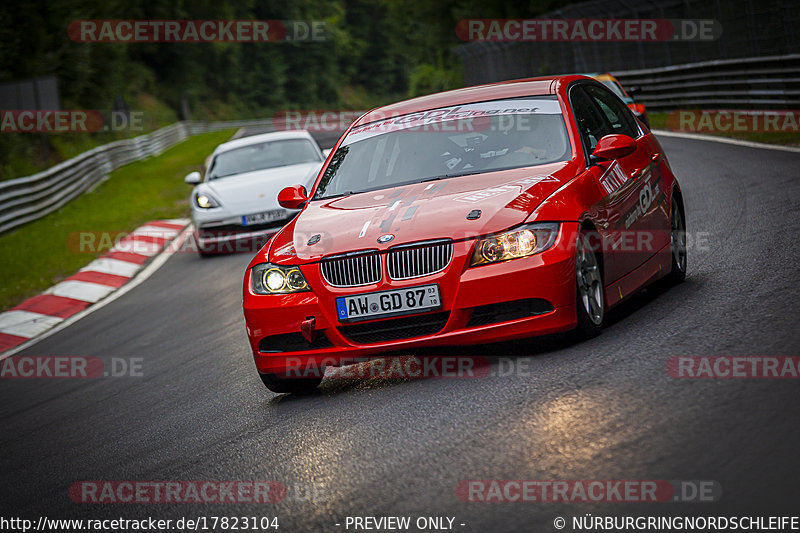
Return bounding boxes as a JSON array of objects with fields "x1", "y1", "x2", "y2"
[{"x1": 0, "y1": 219, "x2": 190, "y2": 355}]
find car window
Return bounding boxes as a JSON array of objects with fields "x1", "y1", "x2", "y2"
[
  {"x1": 313, "y1": 97, "x2": 571, "y2": 200},
  {"x1": 569, "y1": 86, "x2": 610, "y2": 152},
  {"x1": 208, "y1": 139, "x2": 321, "y2": 179},
  {"x1": 584, "y1": 85, "x2": 639, "y2": 138}
]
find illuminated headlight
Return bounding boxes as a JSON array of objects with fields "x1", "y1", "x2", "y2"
[
  {"x1": 195, "y1": 193, "x2": 220, "y2": 209},
  {"x1": 251, "y1": 263, "x2": 310, "y2": 294},
  {"x1": 470, "y1": 223, "x2": 559, "y2": 267}
]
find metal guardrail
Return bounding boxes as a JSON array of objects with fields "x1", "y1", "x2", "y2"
[
  {"x1": 0, "y1": 118, "x2": 274, "y2": 236},
  {"x1": 453, "y1": 0, "x2": 799, "y2": 86},
  {"x1": 611, "y1": 54, "x2": 800, "y2": 110}
]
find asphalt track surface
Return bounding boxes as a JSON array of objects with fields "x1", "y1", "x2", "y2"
[{"x1": 2, "y1": 132, "x2": 799, "y2": 531}]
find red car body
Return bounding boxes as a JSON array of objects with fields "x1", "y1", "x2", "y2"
[{"x1": 242, "y1": 75, "x2": 685, "y2": 385}]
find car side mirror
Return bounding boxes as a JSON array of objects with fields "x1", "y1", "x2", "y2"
[
  {"x1": 278, "y1": 185, "x2": 309, "y2": 210},
  {"x1": 627, "y1": 86, "x2": 642, "y2": 96},
  {"x1": 184, "y1": 171, "x2": 202, "y2": 185},
  {"x1": 591, "y1": 134, "x2": 637, "y2": 162}
]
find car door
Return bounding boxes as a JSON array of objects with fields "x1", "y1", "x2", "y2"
[{"x1": 570, "y1": 84, "x2": 654, "y2": 281}]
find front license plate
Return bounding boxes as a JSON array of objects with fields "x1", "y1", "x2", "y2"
[
  {"x1": 242, "y1": 210, "x2": 285, "y2": 226},
  {"x1": 336, "y1": 284, "x2": 441, "y2": 322}
]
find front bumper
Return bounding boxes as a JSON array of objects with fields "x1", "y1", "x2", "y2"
[
  {"x1": 243, "y1": 223, "x2": 580, "y2": 374},
  {"x1": 191, "y1": 206, "x2": 296, "y2": 254}
]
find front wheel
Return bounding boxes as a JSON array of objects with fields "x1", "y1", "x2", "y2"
[
  {"x1": 575, "y1": 231, "x2": 604, "y2": 338},
  {"x1": 259, "y1": 372, "x2": 322, "y2": 394},
  {"x1": 666, "y1": 195, "x2": 687, "y2": 283}
]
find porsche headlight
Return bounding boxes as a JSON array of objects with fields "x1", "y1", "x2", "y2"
[
  {"x1": 251, "y1": 263, "x2": 310, "y2": 294},
  {"x1": 470, "y1": 223, "x2": 560, "y2": 267},
  {"x1": 195, "y1": 193, "x2": 220, "y2": 209}
]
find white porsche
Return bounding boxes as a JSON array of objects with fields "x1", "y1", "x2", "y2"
[{"x1": 185, "y1": 130, "x2": 326, "y2": 255}]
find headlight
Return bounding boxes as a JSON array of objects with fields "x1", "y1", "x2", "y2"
[
  {"x1": 251, "y1": 263, "x2": 310, "y2": 294},
  {"x1": 195, "y1": 193, "x2": 220, "y2": 209},
  {"x1": 469, "y1": 223, "x2": 560, "y2": 267}
]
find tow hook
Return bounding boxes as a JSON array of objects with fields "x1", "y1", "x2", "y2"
[{"x1": 300, "y1": 316, "x2": 317, "y2": 343}]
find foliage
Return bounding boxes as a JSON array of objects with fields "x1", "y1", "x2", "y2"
[{"x1": 0, "y1": 0, "x2": 570, "y2": 178}]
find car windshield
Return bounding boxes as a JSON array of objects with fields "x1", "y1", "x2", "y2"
[
  {"x1": 313, "y1": 96, "x2": 571, "y2": 200},
  {"x1": 208, "y1": 139, "x2": 320, "y2": 179}
]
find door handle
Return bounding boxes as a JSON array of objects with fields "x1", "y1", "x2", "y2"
[{"x1": 631, "y1": 159, "x2": 655, "y2": 179}]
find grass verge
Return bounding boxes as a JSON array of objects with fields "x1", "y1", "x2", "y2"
[{"x1": 0, "y1": 129, "x2": 234, "y2": 312}]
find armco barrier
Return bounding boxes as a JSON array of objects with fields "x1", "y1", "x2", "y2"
[
  {"x1": 0, "y1": 118, "x2": 273, "y2": 236},
  {"x1": 612, "y1": 54, "x2": 800, "y2": 110}
]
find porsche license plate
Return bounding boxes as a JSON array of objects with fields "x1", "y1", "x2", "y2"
[
  {"x1": 242, "y1": 210, "x2": 285, "y2": 226},
  {"x1": 336, "y1": 284, "x2": 441, "y2": 322}
]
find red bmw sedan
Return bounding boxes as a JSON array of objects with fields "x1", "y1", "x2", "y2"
[{"x1": 242, "y1": 75, "x2": 687, "y2": 393}]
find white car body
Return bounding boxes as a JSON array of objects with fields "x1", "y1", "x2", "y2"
[{"x1": 187, "y1": 130, "x2": 325, "y2": 254}]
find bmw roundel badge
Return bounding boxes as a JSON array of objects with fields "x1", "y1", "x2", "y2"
[{"x1": 377, "y1": 234, "x2": 395, "y2": 244}]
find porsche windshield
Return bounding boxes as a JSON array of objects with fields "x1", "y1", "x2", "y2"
[
  {"x1": 208, "y1": 139, "x2": 320, "y2": 180},
  {"x1": 313, "y1": 97, "x2": 570, "y2": 200}
]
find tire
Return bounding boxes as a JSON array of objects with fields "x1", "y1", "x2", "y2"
[
  {"x1": 575, "y1": 230, "x2": 604, "y2": 338},
  {"x1": 258, "y1": 372, "x2": 322, "y2": 394},
  {"x1": 666, "y1": 195, "x2": 687, "y2": 283}
]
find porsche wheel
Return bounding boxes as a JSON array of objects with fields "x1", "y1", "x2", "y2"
[
  {"x1": 575, "y1": 231, "x2": 604, "y2": 338},
  {"x1": 259, "y1": 372, "x2": 322, "y2": 394},
  {"x1": 667, "y1": 196, "x2": 687, "y2": 283}
]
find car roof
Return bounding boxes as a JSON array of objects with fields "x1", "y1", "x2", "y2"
[
  {"x1": 212, "y1": 130, "x2": 315, "y2": 155},
  {"x1": 354, "y1": 75, "x2": 593, "y2": 127}
]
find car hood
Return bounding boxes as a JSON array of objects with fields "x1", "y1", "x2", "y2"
[
  {"x1": 266, "y1": 160, "x2": 579, "y2": 264},
  {"x1": 204, "y1": 162, "x2": 321, "y2": 210}
]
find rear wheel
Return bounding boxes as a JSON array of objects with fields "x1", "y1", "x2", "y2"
[
  {"x1": 666, "y1": 196, "x2": 687, "y2": 283},
  {"x1": 259, "y1": 372, "x2": 322, "y2": 394},
  {"x1": 575, "y1": 231, "x2": 604, "y2": 338}
]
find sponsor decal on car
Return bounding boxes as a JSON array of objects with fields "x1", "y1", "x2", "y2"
[
  {"x1": 623, "y1": 174, "x2": 663, "y2": 229},
  {"x1": 598, "y1": 161, "x2": 629, "y2": 195},
  {"x1": 344, "y1": 99, "x2": 563, "y2": 145}
]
